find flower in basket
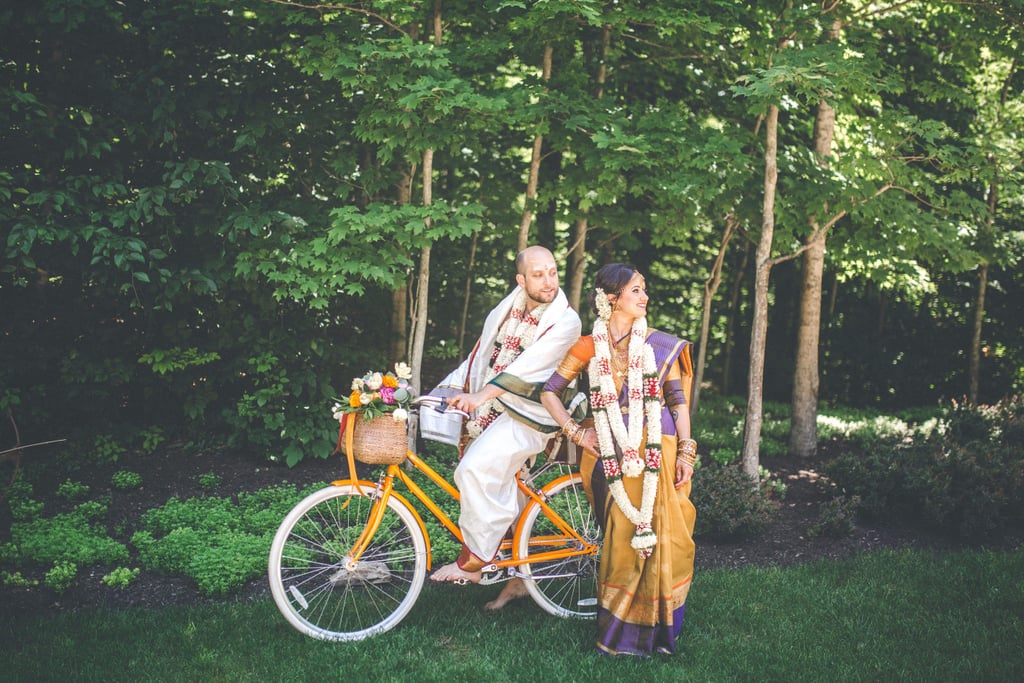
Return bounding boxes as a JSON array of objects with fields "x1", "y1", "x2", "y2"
[{"x1": 332, "y1": 361, "x2": 417, "y2": 423}]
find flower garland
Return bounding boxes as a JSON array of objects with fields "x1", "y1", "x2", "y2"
[
  {"x1": 467, "y1": 289, "x2": 547, "y2": 438},
  {"x1": 588, "y1": 290, "x2": 662, "y2": 558}
]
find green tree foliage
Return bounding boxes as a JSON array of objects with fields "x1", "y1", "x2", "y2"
[{"x1": 2, "y1": 0, "x2": 1021, "y2": 465}]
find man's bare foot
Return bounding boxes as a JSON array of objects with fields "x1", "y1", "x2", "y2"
[
  {"x1": 430, "y1": 561, "x2": 482, "y2": 584},
  {"x1": 484, "y1": 577, "x2": 529, "y2": 610}
]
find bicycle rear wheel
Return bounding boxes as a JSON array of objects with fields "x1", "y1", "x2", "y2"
[
  {"x1": 268, "y1": 484, "x2": 427, "y2": 641},
  {"x1": 516, "y1": 472, "x2": 601, "y2": 619}
]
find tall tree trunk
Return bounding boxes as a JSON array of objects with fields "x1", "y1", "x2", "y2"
[
  {"x1": 969, "y1": 178, "x2": 997, "y2": 405},
  {"x1": 517, "y1": 44, "x2": 553, "y2": 252},
  {"x1": 968, "y1": 263, "x2": 988, "y2": 405},
  {"x1": 390, "y1": 164, "x2": 415, "y2": 362},
  {"x1": 788, "y1": 17, "x2": 840, "y2": 459},
  {"x1": 740, "y1": 104, "x2": 779, "y2": 479},
  {"x1": 788, "y1": 231, "x2": 826, "y2": 457},
  {"x1": 457, "y1": 232, "x2": 478, "y2": 354},
  {"x1": 721, "y1": 240, "x2": 750, "y2": 395},
  {"x1": 566, "y1": 25, "x2": 610, "y2": 311},
  {"x1": 567, "y1": 216, "x2": 588, "y2": 310},
  {"x1": 407, "y1": 0, "x2": 442, "y2": 449},
  {"x1": 693, "y1": 214, "x2": 737, "y2": 415}
]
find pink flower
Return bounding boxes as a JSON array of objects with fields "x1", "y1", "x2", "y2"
[{"x1": 380, "y1": 387, "x2": 396, "y2": 405}]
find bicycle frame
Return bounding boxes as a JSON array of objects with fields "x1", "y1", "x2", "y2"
[{"x1": 336, "y1": 448, "x2": 599, "y2": 575}]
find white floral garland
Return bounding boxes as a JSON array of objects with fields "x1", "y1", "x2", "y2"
[
  {"x1": 588, "y1": 297, "x2": 662, "y2": 558},
  {"x1": 467, "y1": 289, "x2": 547, "y2": 438}
]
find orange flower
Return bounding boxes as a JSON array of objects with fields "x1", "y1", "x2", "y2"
[
  {"x1": 349, "y1": 390, "x2": 362, "y2": 408},
  {"x1": 382, "y1": 375, "x2": 398, "y2": 388}
]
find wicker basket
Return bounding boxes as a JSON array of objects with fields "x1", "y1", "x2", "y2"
[{"x1": 341, "y1": 415, "x2": 409, "y2": 465}]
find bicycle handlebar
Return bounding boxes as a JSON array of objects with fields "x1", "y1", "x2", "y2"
[{"x1": 410, "y1": 395, "x2": 470, "y2": 419}]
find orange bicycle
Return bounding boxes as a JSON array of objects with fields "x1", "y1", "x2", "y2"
[{"x1": 267, "y1": 397, "x2": 601, "y2": 641}]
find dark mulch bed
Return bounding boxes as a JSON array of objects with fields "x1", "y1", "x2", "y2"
[{"x1": 1, "y1": 441, "x2": 1018, "y2": 617}]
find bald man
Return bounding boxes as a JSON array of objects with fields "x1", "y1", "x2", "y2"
[{"x1": 430, "y1": 246, "x2": 582, "y2": 606}]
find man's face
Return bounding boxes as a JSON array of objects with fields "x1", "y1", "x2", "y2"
[{"x1": 516, "y1": 251, "x2": 559, "y2": 308}]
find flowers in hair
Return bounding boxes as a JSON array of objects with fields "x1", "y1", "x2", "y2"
[
  {"x1": 588, "y1": 314, "x2": 663, "y2": 558},
  {"x1": 593, "y1": 287, "x2": 613, "y2": 321}
]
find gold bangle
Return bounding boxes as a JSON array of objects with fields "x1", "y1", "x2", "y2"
[
  {"x1": 679, "y1": 438, "x2": 697, "y2": 466},
  {"x1": 561, "y1": 418, "x2": 579, "y2": 437}
]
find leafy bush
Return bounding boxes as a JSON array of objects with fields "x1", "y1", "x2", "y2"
[
  {"x1": 197, "y1": 472, "x2": 222, "y2": 489},
  {"x1": 44, "y1": 561, "x2": 78, "y2": 593},
  {"x1": 6, "y1": 479, "x2": 44, "y2": 521},
  {"x1": 131, "y1": 485, "x2": 309, "y2": 594},
  {"x1": 90, "y1": 434, "x2": 126, "y2": 465},
  {"x1": 224, "y1": 352, "x2": 339, "y2": 467},
  {"x1": 826, "y1": 397, "x2": 1024, "y2": 540},
  {"x1": 758, "y1": 465, "x2": 787, "y2": 500},
  {"x1": 1, "y1": 501, "x2": 129, "y2": 566},
  {"x1": 691, "y1": 462, "x2": 775, "y2": 539},
  {"x1": 2, "y1": 570, "x2": 39, "y2": 588},
  {"x1": 132, "y1": 527, "x2": 206, "y2": 575},
  {"x1": 112, "y1": 470, "x2": 143, "y2": 490},
  {"x1": 808, "y1": 495, "x2": 862, "y2": 539},
  {"x1": 189, "y1": 532, "x2": 273, "y2": 596},
  {"x1": 137, "y1": 426, "x2": 166, "y2": 455},
  {"x1": 102, "y1": 566, "x2": 140, "y2": 588},
  {"x1": 56, "y1": 479, "x2": 90, "y2": 501}
]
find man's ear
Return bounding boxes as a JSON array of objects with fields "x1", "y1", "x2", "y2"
[{"x1": 515, "y1": 273, "x2": 525, "y2": 289}]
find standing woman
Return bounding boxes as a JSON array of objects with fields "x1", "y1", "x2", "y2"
[{"x1": 541, "y1": 263, "x2": 697, "y2": 657}]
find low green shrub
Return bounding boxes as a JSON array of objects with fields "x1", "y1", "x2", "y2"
[
  {"x1": 758, "y1": 465, "x2": 787, "y2": 500},
  {"x1": 189, "y1": 531, "x2": 273, "y2": 596},
  {"x1": 2, "y1": 501, "x2": 129, "y2": 566},
  {"x1": 44, "y1": 560, "x2": 77, "y2": 593},
  {"x1": 131, "y1": 485, "x2": 309, "y2": 594},
  {"x1": 90, "y1": 434, "x2": 126, "y2": 465},
  {"x1": 2, "y1": 570, "x2": 39, "y2": 588},
  {"x1": 137, "y1": 426, "x2": 166, "y2": 455},
  {"x1": 691, "y1": 462, "x2": 775, "y2": 539},
  {"x1": 112, "y1": 470, "x2": 143, "y2": 490},
  {"x1": 133, "y1": 527, "x2": 206, "y2": 575},
  {"x1": 102, "y1": 566, "x2": 140, "y2": 588},
  {"x1": 808, "y1": 495, "x2": 861, "y2": 539},
  {"x1": 826, "y1": 397, "x2": 1024, "y2": 540},
  {"x1": 197, "y1": 472, "x2": 222, "y2": 489},
  {"x1": 56, "y1": 479, "x2": 90, "y2": 501}
]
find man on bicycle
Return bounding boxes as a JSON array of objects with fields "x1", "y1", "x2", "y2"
[{"x1": 430, "y1": 245, "x2": 581, "y2": 607}]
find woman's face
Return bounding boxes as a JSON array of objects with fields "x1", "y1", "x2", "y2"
[{"x1": 613, "y1": 272, "x2": 648, "y2": 319}]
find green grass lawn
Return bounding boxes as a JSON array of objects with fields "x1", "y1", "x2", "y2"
[{"x1": 3, "y1": 548, "x2": 1022, "y2": 682}]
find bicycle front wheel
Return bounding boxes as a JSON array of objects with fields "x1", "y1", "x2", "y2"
[
  {"x1": 516, "y1": 472, "x2": 601, "y2": 619},
  {"x1": 268, "y1": 484, "x2": 427, "y2": 641}
]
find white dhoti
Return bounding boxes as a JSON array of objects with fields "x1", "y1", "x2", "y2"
[
  {"x1": 431, "y1": 286, "x2": 581, "y2": 571},
  {"x1": 455, "y1": 412, "x2": 553, "y2": 563}
]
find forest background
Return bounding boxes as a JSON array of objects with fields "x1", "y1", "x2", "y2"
[{"x1": 2, "y1": 0, "x2": 1022, "y2": 477}]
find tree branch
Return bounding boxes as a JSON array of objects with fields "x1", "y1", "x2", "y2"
[{"x1": 263, "y1": 0, "x2": 409, "y2": 35}]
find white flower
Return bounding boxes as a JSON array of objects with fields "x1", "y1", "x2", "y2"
[
  {"x1": 392, "y1": 408, "x2": 408, "y2": 422},
  {"x1": 365, "y1": 372, "x2": 383, "y2": 390},
  {"x1": 394, "y1": 361, "x2": 412, "y2": 380},
  {"x1": 351, "y1": 378, "x2": 362, "y2": 391},
  {"x1": 359, "y1": 392, "x2": 373, "y2": 405}
]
